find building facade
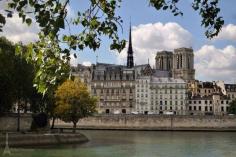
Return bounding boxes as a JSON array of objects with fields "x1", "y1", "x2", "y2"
[
  {"x1": 188, "y1": 94, "x2": 230, "y2": 115},
  {"x1": 135, "y1": 76, "x2": 188, "y2": 115},
  {"x1": 91, "y1": 63, "x2": 135, "y2": 114}
]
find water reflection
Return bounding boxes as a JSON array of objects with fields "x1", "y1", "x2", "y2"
[{"x1": 1, "y1": 130, "x2": 236, "y2": 157}]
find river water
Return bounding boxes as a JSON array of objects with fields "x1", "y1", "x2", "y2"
[{"x1": 1, "y1": 130, "x2": 236, "y2": 157}]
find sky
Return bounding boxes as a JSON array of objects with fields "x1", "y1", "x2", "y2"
[{"x1": 0, "y1": 0, "x2": 236, "y2": 83}]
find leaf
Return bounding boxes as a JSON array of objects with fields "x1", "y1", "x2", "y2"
[
  {"x1": 73, "y1": 53, "x2": 77, "y2": 58},
  {"x1": 163, "y1": 6, "x2": 168, "y2": 10},
  {"x1": 26, "y1": 18, "x2": 32, "y2": 26}
]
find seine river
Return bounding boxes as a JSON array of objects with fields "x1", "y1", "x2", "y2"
[{"x1": 1, "y1": 130, "x2": 236, "y2": 157}]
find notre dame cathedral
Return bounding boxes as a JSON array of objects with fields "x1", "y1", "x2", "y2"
[{"x1": 155, "y1": 48, "x2": 195, "y2": 81}]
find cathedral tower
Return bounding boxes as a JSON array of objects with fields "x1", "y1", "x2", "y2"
[
  {"x1": 155, "y1": 51, "x2": 173, "y2": 71},
  {"x1": 172, "y1": 47, "x2": 195, "y2": 81},
  {"x1": 127, "y1": 24, "x2": 134, "y2": 68}
]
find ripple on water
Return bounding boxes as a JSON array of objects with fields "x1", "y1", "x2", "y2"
[{"x1": 1, "y1": 131, "x2": 236, "y2": 157}]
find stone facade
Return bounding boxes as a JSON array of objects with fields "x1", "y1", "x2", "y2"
[
  {"x1": 155, "y1": 47, "x2": 195, "y2": 81},
  {"x1": 135, "y1": 76, "x2": 187, "y2": 115},
  {"x1": 76, "y1": 115, "x2": 236, "y2": 130},
  {"x1": 188, "y1": 95, "x2": 230, "y2": 116},
  {"x1": 91, "y1": 63, "x2": 135, "y2": 114}
]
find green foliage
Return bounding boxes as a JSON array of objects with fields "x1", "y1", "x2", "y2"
[
  {"x1": 0, "y1": 37, "x2": 39, "y2": 113},
  {"x1": 228, "y1": 99, "x2": 236, "y2": 114},
  {"x1": 0, "y1": 37, "x2": 16, "y2": 112},
  {"x1": 0, "y1": 0, "x2": 225, "y2": 94},
  {"x1": 55, "y1": 79, "x2": 97, "y2": 131},
  {"x1": 192, "y1": 0, "x2": 224, "y2": 38}
]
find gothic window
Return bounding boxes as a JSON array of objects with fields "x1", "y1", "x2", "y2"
[
  {"x1": 161, "y1": 56, "x2": 164, "y2": 69},
  {"x1": 180, "y1": 54, "x2": 182, "y2": 68},
  {"x1": 168, "y1": 59, "x2": 171, "y2": 70},
  {"x1": 187, "y1": 56, "x2": 190, "y2": 69},
  {"x1": 177, "y1": 55, "x2": 179, "y2": 69}
]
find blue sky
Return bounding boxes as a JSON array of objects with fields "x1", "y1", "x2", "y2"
[{"x1": 0, "y1": 0, "x2": 236, "y2": 82}]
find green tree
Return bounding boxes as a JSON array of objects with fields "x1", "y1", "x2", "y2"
[
  {"x1": 0, "y1": 37, "x2": 16, "y2": 112},
  {"x1": 55, "y1": 79, "x2": 97, "y2": 132},
  {"x1": 228, "y1": 99, "x2": 236, "y2": 114},
  {"x1": 0, "y1": 0, "x2": 225, "y2": 94},
  {"x1": 0, "y1": 37, "x2": 37, "y2": 112}
]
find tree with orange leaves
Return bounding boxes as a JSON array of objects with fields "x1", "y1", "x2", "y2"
[{"x1": 55, "y1": 79, "x2": 97, "y2": 132}]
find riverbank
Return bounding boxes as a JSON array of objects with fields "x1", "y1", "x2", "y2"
[
  {"x1": 54, "y1": 115, "x2": 236, "y2": 131},
  {"x1": 0, "y1": 132, "x2": 88, "y2": 147}
]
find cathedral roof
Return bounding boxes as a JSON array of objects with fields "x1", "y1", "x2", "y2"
[{"x1": 152, "y1": 69, "x2": 171, "y2": 78}]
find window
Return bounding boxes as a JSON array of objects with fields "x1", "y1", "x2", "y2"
[
  {"x1": 199, "y1": 106, "x2": 201, "y2": 111},
  {"x1": 210, "y1": 101, "x2": 212, "y2": 104},
  {"x1": 194, "y1": 101, "x2": 196, "y2": 104},
  {"x1": 221, "y1": 101, "x2": 224, "y2": 104},
  {"x1": 199, "y1": 101, "x2": 201, "y2": 104},
  {"x1": 189, "y1": 106, "x2": 192, "y2": 111},
  {"x1": 189, "y1": 101, "x2": 192, "y2": 104},
  {"x1": 210, "y1": 106, "x2": 213, "y2": 111},
  {"x1": 205, "y1": 101, "x2": 207, "y2": 104},
  {"x1": 227, "y1": 106, "x2": 229, "y2": 112},
  {"x1": 194, "y1": 106, "x2": 196, "y2": 110},
  {"x1": 205, "y1": 106, "x2": 208, "y2": 111},
  {"x1": 122, "y1": 109, "x2": 126, "y2": 114},
  {"x1": 221, "y1": 107, "x2": 224, "y2": 112}
]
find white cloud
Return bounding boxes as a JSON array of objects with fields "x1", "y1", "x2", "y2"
[
  {"x1": 214, "y1": 24, "x2": 236, "y2": 41},
  {"x1": 82, "y1": 61, "x2": 92, "y2": 66},
  {"x1": 70, "y1": 54, "x2": 79, "y2": 66},
  {"x1": 195, "y1": 45, "x2": 236, "y2": 83},
  {"x1": 116, "y1": 22, "x2": 192, "y2": 67},
  {"x1": 1, "y1": 13, "x2": 39, "y2": 44}
]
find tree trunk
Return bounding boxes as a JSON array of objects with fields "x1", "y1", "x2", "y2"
[
  {"x1": 51, "y1": 116, "x2": 55, "y2": 129},
  {"x1": 73, "y1": 122, "x2": 77, "y2": 133}
]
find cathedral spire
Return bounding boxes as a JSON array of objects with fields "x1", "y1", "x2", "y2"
[{"x1": 127, "y1": 22, "x2": 134, "y2": 68}]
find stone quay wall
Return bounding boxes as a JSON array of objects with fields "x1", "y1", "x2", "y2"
[
  {"x1": 0, "y1": 133, "x2": 88, "y2": 147},
  {"x1": 0, "y1": 113, "x2": 32, "y2": 132},
  {"x1": 67, "y1": 115, "x2": 236, "y2": 131}
]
